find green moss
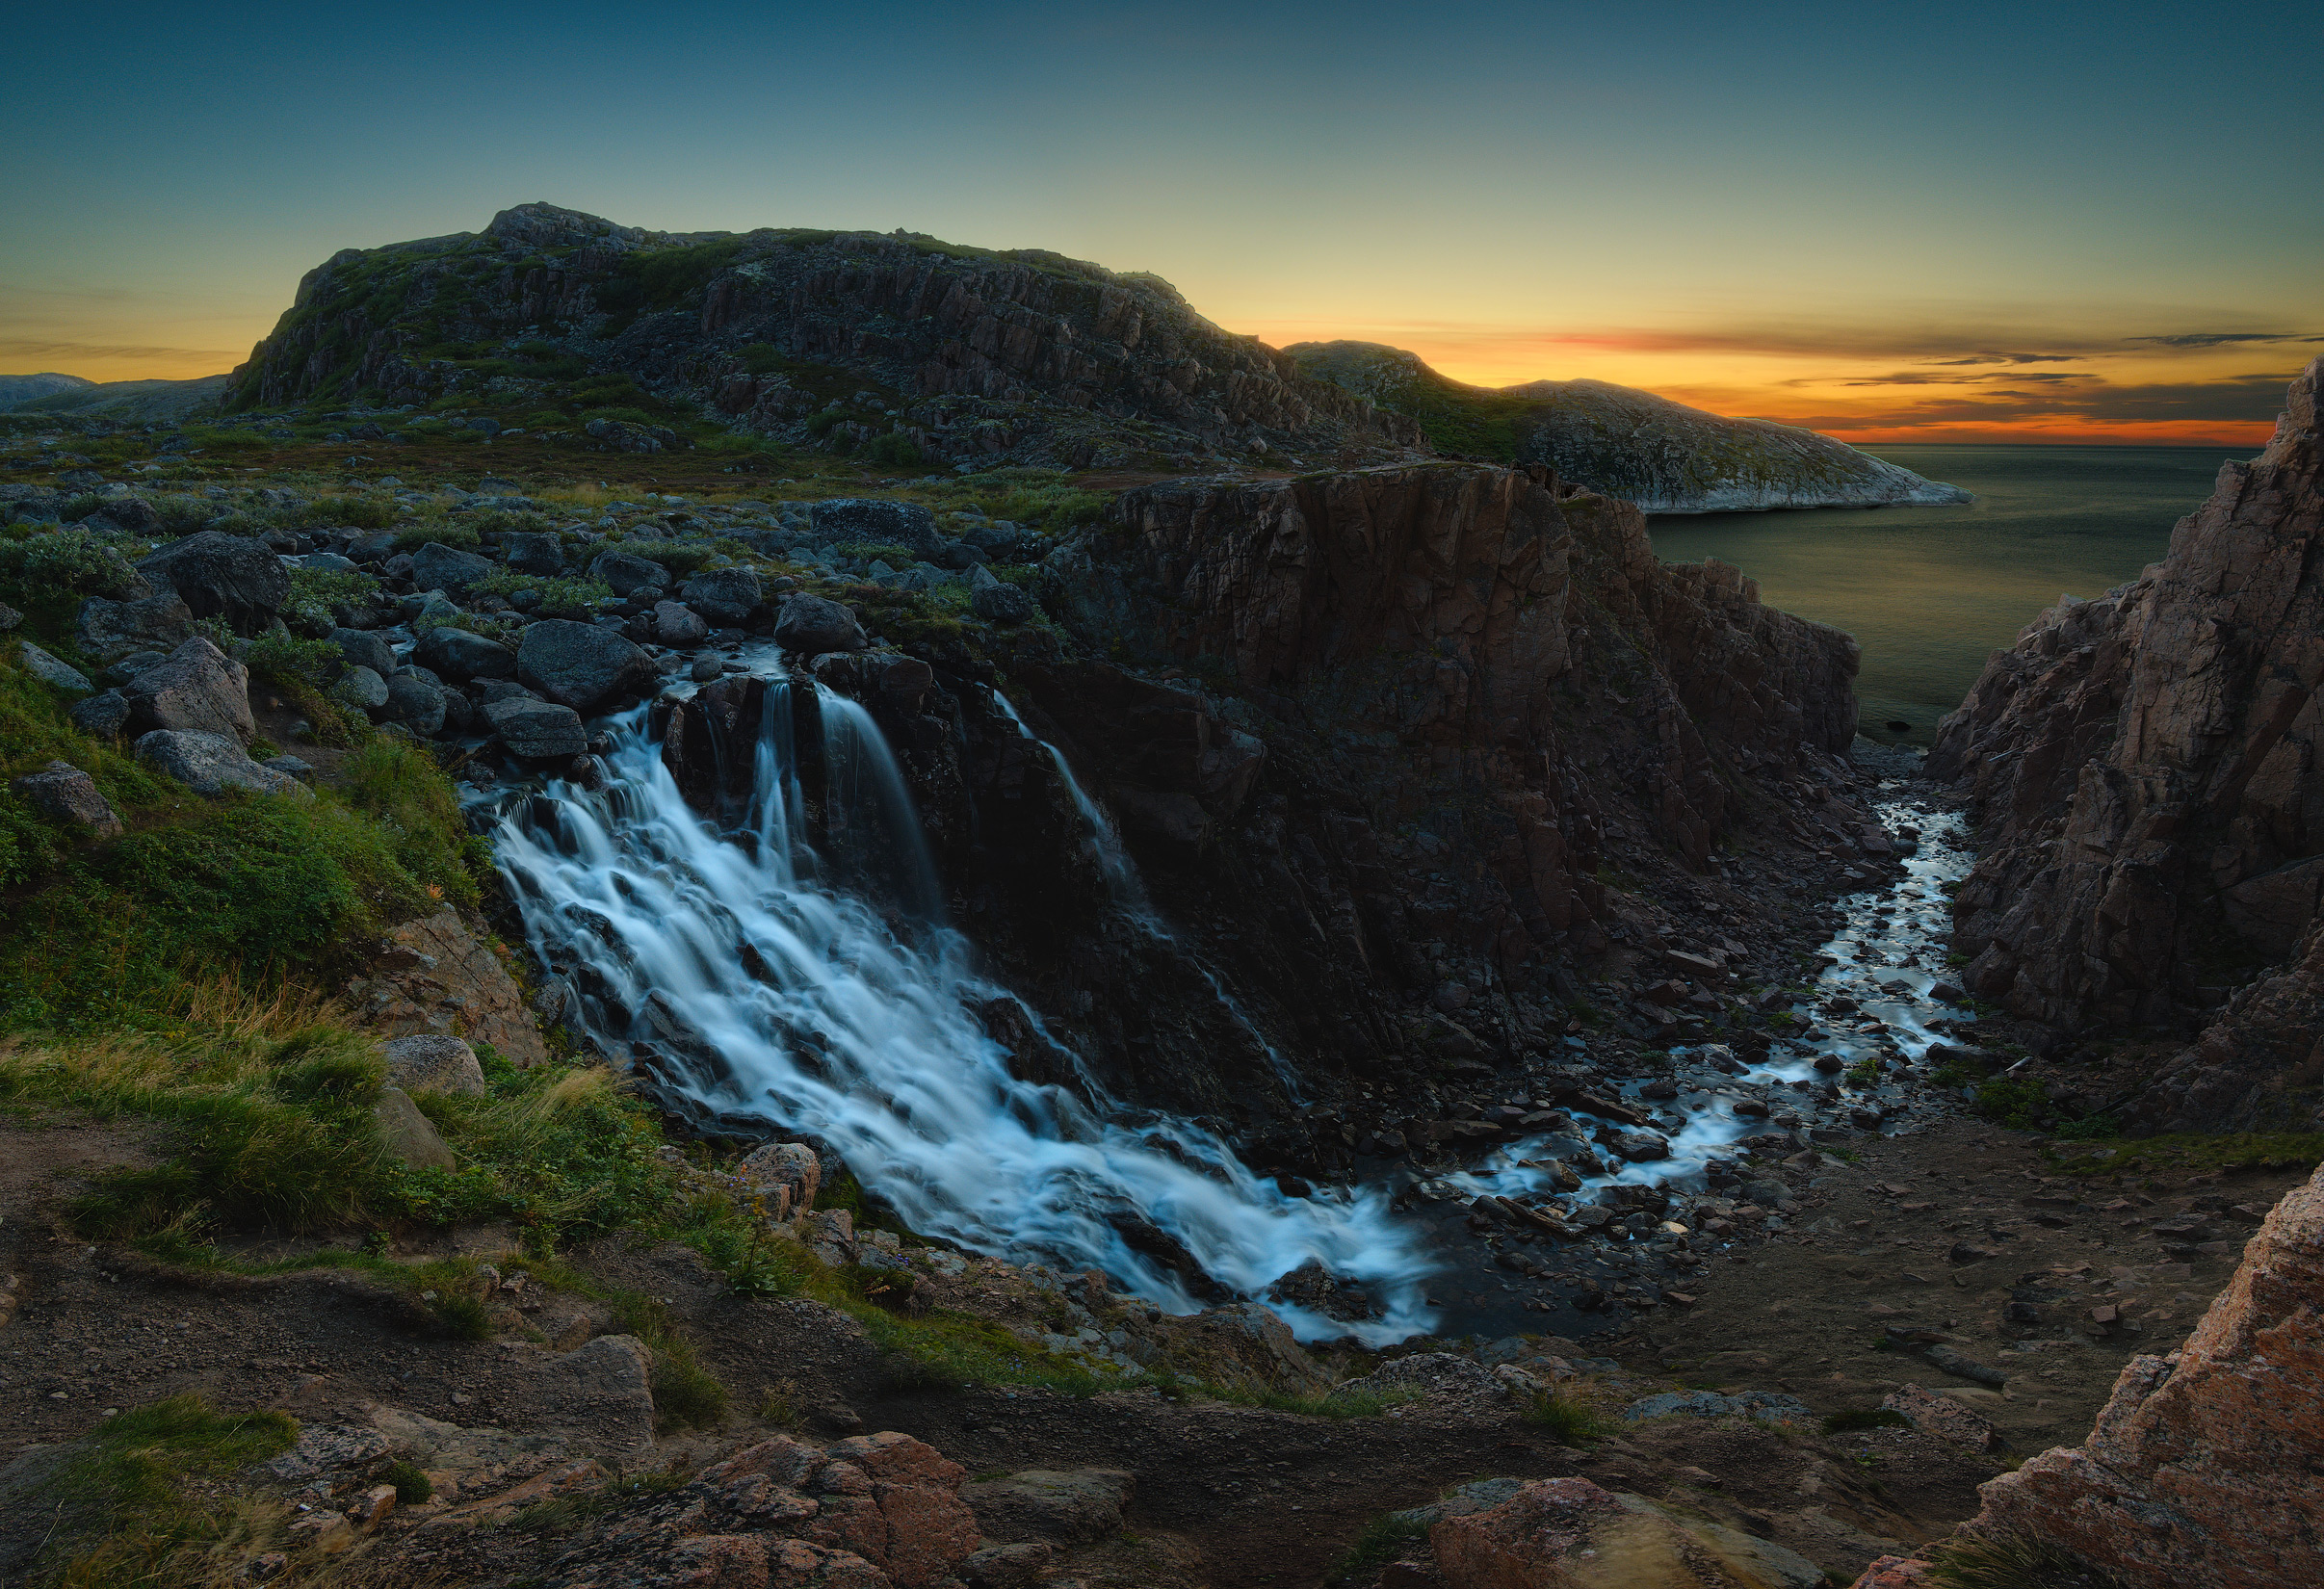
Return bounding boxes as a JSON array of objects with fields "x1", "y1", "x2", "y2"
[{"x1": 2047, "y1": 1132, "x2": 2324, "y2": 1178}]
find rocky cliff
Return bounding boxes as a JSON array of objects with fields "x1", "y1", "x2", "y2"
[
  {"x1": 1288, "y1": 340, "x2": 1971, "y2": 512},
  {"x1": 230, "y1": 203, "x2": 1423, "y2": 471},
  {"x1": 1928, "y1": 359, "x2": 2323, "y2": 1129}
]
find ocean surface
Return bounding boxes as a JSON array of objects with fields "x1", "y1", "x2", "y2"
[{"x1": 1646, "y1": 444, "x2": 2253, "y2": 742}]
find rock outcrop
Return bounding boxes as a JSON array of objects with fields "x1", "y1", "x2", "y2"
[
  {"x1": 1873, "y1": 1160, "x2": 2324, "y2": 1589},
  {"x1": 1928, "y1": 359, "x2": 2323, "y2": 1126},
  {"x1": 1290, "y1": 340, "x2": 1970, "y2": 511}
]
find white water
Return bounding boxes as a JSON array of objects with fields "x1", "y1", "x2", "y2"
[
  {"x1": 489, "y1": 678, "x2": 1432, "y2": 1342},
  {"x1": 1444, "y1": 793, "x2": 1974, "y2": 1207}
]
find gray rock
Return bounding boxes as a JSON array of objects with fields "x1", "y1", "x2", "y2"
[
  {"x1": 1622, "y1": 1389, "x2": 1814, "y2": 1424},
  {"x1": 380, "y1": 1034, "x2": 486, "y2": 1097},
  {"x1": 809, "y1": 498, "x2": 940, "y2": 556},
  {"x1": 470, "y1": 678, "x2": 536, "y2": 705},
  {"x1": 680, "y1": 566, "x2": 761, "y2": 625},
  {"x1": 516, "y1": 618, "x2": 657, "y2": 711},
  {"x1": 958, "y1": 1544, "x2": 1054, "y2": 1589},
  {"x1": 76, "y1": 592, "x2": 194, "y2": 661},
  {"x1": 329, "y1": 626, "x2": 395, "y2": 678},
  {"x1": 105, "y1": 650, "x2": 170, "y2": 686},
  {"x1": 135, "y1": 531, "x2": 290, "y2": 634},
  {"x1": 503, "y1": 532, "x2": 565, "y2": 577},
  {"x1": 652, "y1": 600, "x2": 707, "y2": 646},
  {"x1": 332, "y1": 665, "x2": 390, "y2": 712},
  {"x1": 689, "y1": 655, "x2": 722, "y2": 683},
  {"x1": 484, "y1": 696, "x2": 588, "y2": 760},
  {"x1": 0, "y1": 600, "x2": 20, "y2": 631},
  {"x1": 381, "y1": 675, "x2": 447, "y2": 736},
  {"x1": 121, "y1": 637, "x2": 254, "y2": 742},
  {"x1": 414, "y1": 625, "x2": 516, "y2": 681},
  {"x1": 17, "y1": 640, "x2": 92, "y2": 694},
  {"x1": 293, "y1": 551, "x2": 360, "y2": 574},
  {"x1": 263, "y1": 755, "x2": 316, "y2": 783},
  {"x1": 961, "y1": 1469, "x2": 1134, "y2": 1547},
  {"x1": 588, "y1": 551, "x2": 668, "y2": 596},
  {"x1": 134, "y1": 729, "x2": 310, "y2": 798},
  {"x1": 970, "y1": 574, "x2": 1034, "y2": 625},
  {"x1": 374, "y1": 1085, "x2": 457, "y2": 1170},
  {"x1": 411, "y1": 541, "x2": 496, "y2": 594},
  {"x1": 10, "y1": 761, "x2": 121, "y2": 837},
  {"x1": 67, "y1": 690, "x2": 131, "y2": 738},
  {"x1": 772, "y1": 594, "x2": 868, "y2": 655}
]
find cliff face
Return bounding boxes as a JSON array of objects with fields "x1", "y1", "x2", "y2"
[
  {"x1": 233, "y1": 203, "x2": 1423, "y2": 470},
  {"x1": 1287, "y1": 340, "x2": 1970, "y2": 512},
  {"x1": 1928, "y1": 359, "x2": 2324, "y2": 1126}
]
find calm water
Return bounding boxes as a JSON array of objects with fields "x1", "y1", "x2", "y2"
[{"x1": 1648, "y1": 445, "x2": 2251, "y2": 742}]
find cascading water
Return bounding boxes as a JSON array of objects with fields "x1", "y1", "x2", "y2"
[
  {"x1": 985, "y1": 688, "x2": 1307, "y2": 1104},
  {"x1": 489, "y1": 675, "x2": 1432, "y2": 1342}
]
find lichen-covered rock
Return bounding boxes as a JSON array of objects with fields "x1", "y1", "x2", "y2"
[
  {"x1": 10, "y1": 761, "x2": 121, "y2": 837},
  {"x1": 1955, "y1": 1161, "x2": 2324, "y2": 1589},
  {"x1": 17, "y1": 640, "x2": 91, "y2": 693},
  {"x1": 341, "y1": 907, "x2": 549, "y2": 1067},
  {"x1": 1430, "y1": 1476, "x2": 1825, "y2": 1588},
  {"x1": 517, "y1": 619, "x2": 658, "y2": 711},
  {"x1": 75, "y1": 591, "x2": 194, "y2": 662},
  {"x1": 681, "y1": 566, "x2": 762, "y2": 627},
  {"x1": 736, "y1": 1140, "x2": 822, "y2": 1221},
  {"x1": 134, "y1": 729, "x2": 308, "y2": 798},
  {"x1": 773, "y1": 595, "x2": 868, "y2": 655},
  {"x1": 486, "y1": 695, "x2": 588, "y2": 760},
  {"x1": 381, "y1": 1033, "x2": 486, "y2": 1096},
  {"x1": 122, "y1": 636, "x2": 255, "y2": 742}
]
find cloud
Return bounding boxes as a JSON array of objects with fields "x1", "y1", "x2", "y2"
[
  {"x1": 2128, "y1": 331, "x2": 2324, "y2": 349},
  {"x1": 1760, "y1": 371, "x2": 2301, "y2": 431},
  {"x1": 0, "y1": 339, "x2": 241, "y2": 365},
  {"x1": 1923, "y1": 352, "x2": 2080, "y2": 365}
]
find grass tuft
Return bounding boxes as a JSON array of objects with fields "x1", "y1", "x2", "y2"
[{"x1": 1520, "y1": 1389, "x2": 1619, "y2": 1444}]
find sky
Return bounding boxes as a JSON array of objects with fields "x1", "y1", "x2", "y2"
[{"x1": 5, "y1": 1, "x2": 2319, "y2": 444}]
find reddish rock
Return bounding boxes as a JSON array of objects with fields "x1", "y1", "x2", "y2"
[
  {"x1": 806, "y1": 1433, "x2": 979, "y2": 1589},
  {"x1": 1430, "y1": 1475, "x2": 1824, "y2": 1588},
  {"x1": 1846, "y1": 1557, "x2": 1935, "y2": 1588},
  {"x1": 341, "y1": 908, "x2": 550, "y2": 1067},
  {"x1": 1957, "y1": 1161, "x2": 2324, "y2": 1587}
]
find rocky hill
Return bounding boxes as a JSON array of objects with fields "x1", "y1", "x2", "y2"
[
  {"x1": 1928, "y1": 357, "x2": 2323, "y2": 1132},
  {"x1": 0, "y1": 373, "x2": 229, "y2": 421},
  {"x1": 228, "y1": 203, "x2": 1425, "y2": 473},
  {"x1": 1288, "y1": 340, "x2": 1971, "y2": 512}
]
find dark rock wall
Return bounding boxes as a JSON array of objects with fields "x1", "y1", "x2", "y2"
[{"x1": 1928, "y1": 359, "x2": 2324, "y2": 1128}]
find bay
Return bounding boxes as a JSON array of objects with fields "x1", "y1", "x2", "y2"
[{"x1": 1647, "y1": 444, "x2": 2252, "y2": 742}]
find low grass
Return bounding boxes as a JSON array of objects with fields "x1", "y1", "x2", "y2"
[
  {"x1": 24, "y1": 1394, "x2": 299, "y2": 1588},
  {"x1": 1323, "y1": 1511, "x2": 1432, "y2": 1585},
  {"x1": 2046, "y1": 1132, "x2": 2324, "y2": 1178},
  {"x1": 1925, "y1": 1530, "x2": 2133, "y2": 1589},
  {"x1": 1519, "y1": 1389, "x2": 1620, "y2": 1445},
  {"x1": 1822, "y1": 1406, "x2": 1910, "y2": 1434}
]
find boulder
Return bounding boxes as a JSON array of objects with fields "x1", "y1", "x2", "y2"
[
  {"x1": 484, "y1": 696, "x2": 588, "y2": 760},
  {"x1": 136, "y1": 531, "x2": 290, "y2": 633},
  {"x1": 1953, "y1": 1159, "x2": 2324, "y2": 1589},
  {"x1": 516, "y1": 619, "x2": 657, "y2": 711},
  {"x1": 381, "y1": 675, "x2": 448, "y2": 736},
  {"x1": 331, "y1": 665, "x2": 390, "y2": 713},
  {"x1": 75, "y1": 592, "x2": 193, "y2": 662},
  {"x1": 680, "y1": 566, "x2": 762, "y2": 626},
  {"x1": 1432, "y1": 1478, "x2": 1825, "y2": 1588},
  {"x1": 410, "y1": 541, "x2": 496, "y2": 594},
  {"x1": 375, "y1": 1085, "x2": 457, "y2": 1170},
  {"x1": 736, "y1": 1140, "x2": 822, "y2": 1221},
  {"x1": 588, "y1": 551, "x2": 669, "y2": 596},
  {"x1": 503, "y1": 532, "x2": 565, "y2": 576},
  {"x1": 17, "y1": 640, "x2": 92, "y2": 694},
  {"x1": 969, "y1": 564, "x2": 1035, "y2": 624},
  {"x1": 134, "y1": 729, "x2": 309, "y2": 798},
  {"x1": 961, "y1": 1469, "x2": 1133, "y2": 1547},
  {"x1": 10, "y1": 761, "x2": 121, "y2": 838},
  {"x1": 772, "y1": 594, "x2": 868, "y2": 655},
  {"x1": 93, "y1": 495, "x2": 160, "y2": 534},
  {"x1": 329, "y1": 626, "x2": 396, "y2": 679},
  {"x1": 121, "y1": 637, "x2": 255, "y2": 742},
  {"x1": 380, "y1": 1034, "x2": 486, "y2": 1097},
  {"x1": 809, "y1": 498, "x2": 940, "y2": 556},
  {"x1": 342, "y1": 908, "x2": 550, "y2": 1068},
  {"x1": 1881, "y1": 1384, "x2": 2004, "y2": 1452},
  {"x1": 67, "y1": 690, "x2": 131, "y2": 738},
  {"x1": 414, "y1": 625, "x2": 517, "y2": 682},
  {"x1": 652, "y1": 600, "x2": 707, "y2": 647}
]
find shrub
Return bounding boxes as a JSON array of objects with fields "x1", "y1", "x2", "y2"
[
  {"x1": 305, "y1": 494, "x2": 395, "y2": 530},
  {"x1": 863, "y1": 432, "x2": 925, "y2": 468},
  {"x1": 1971, "y1": 1078, "x2": 2048, "y2": 1130},
  {"x1": 616, "y1": 538, "x2": 718, "y2": 576},
  {"x1": 0, "y1": 526, "x2": 145, "y2": 608},
  {"x1": 394, "y1": 520, "x2": 480, "y2": 551},
  {"x1": 383, "y1": 1460, "x2": 433, "y2": 1504},
  {"x1": 1324, "y1": 1512, "x2": 1431, "y2": 1586},
  {"x1": 1822, "y1": 1406, "x2": 1910, "y2": 1434},
  {"x1": 651, "y1": 1355, "x2": 730, "y2": 1431}
]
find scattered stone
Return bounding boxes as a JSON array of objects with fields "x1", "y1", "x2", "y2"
[
  {"x1": 1882, "y1": 1384, "x2": 2004, "y2": 1451},
  {"x1": 652, "y1": 600, "x2": 707, "y2": 646},
  {"x1": 332, "y1": 664, "x2": 390, "y2": 712},
  {"x1": 1922, "y1": 1344, "x2": 2008, "y2": 1386},
  {"x1": 503, "y1": 532, "x2": 565, "y2": 576},
  {"x1": 329, "y1": 626, "x2": 395, "y2": 678},
  {"x1": 16, "y1": 640, "x2": 92, "y2": 694},
  {"x1": 122, "y1": 636, "x2": 256, "y2": 742},
  {"x1": 10, "y1": 761, "x2": 122, "y2": 837},
  {"x1": 1624, "y1": 1389, "x2": 1814, "y2": 1425},
  {"x1": 969, "y1": 564, "x2": 1035, "y2": 623},
  {"x1": 485, "y1": 696, "x2": 588, "y2": 760},
  {"x1": 134, "y1": 729, "x2": 309, "y2": 798},
  {"x1": 374, "y1": 1085, "x2": 457, "y2": 1169},
  {"x1": 772, "y1": 594, "x2": 868, "y2": 654}
]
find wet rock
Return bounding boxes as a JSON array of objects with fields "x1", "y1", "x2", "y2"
[
  {"x1": 411, "y1": 541, "x2": 496, "y2": 594},
  {"x1": 136, "y1": 531, "x2": 290, "y2": 633},
  {"x1": 134, "y1": 729, "x2": 309, "y2": 798},
  {"x1": 381, "y1": 1033, "x2": 486, "y2": 1097},
  {"x1": 122, "y1": 636, "x2": 255, "y2": 742},
  {"x1": 1955, "y1": 1160, "x2": 2324, "y2": 1588},
  {"x1": 961, "y1": 1468, "x2": 1133, "y2": 1546},
  {"x1": 681, "y1": 566, "x2": 762, "y2": 626},
  {"x1": 652, "y1": 600, "x2": 707, "y2": 646},
  {"x1": 773, "y1": 594, "x2": 869, "y2": 654},
  {"x1": 485, "y1": 696, "x2": 588, "y2": 760},
  {"x1": 10, "y1": 761, "x2": 121, "y2": 837},
  {"x1": 76, "y1": 591, "x2": 194, "y2": 663},
  {"x1": 17, "y1": 640, "x2": 92, "y2": 693},
  {"x1": 330, "y1": 625, "x2": 395, "y2": 678},
  {"x1": 414, "y1": 624, "x2": 517, "y2": 681},
  {"x1": 515, "y1": 618, "x2": 658, "y2": 711},
  {"x1": 381, "y1": 675, "x2": 447, "y2": 736}
]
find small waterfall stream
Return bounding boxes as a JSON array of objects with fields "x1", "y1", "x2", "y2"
[{"x1": 488, "y1": 677, "x2": 1429, "y2": 1341}]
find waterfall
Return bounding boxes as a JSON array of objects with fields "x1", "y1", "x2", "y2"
[{"x1": 489, "y1": 679, "x2": 1433, "y2": 1342}]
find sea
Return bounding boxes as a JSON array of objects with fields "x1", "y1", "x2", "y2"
[{"x1": 1646, "y1": 444, "x2": 2253, "y2": 743}]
